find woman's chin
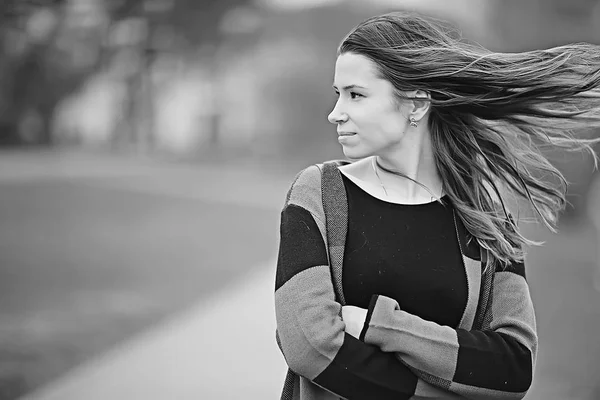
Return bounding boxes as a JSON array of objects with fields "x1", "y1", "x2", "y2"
[{"x1": 341, "y1": 146, "x2": 370, "y2": 160}]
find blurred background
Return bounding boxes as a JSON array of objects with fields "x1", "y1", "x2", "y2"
[{"x1": 0, "y1": 0, "x2": 599, "y2": 399}]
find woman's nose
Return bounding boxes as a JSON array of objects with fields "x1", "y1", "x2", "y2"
[{"x1": 327, "y1": 102, "x2": 348, "y2": 124}]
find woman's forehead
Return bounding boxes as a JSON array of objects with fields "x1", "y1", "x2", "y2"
[
  {"x1": 334, "y1": 53, "x2": 383, "y2": 87},
  {"x1": 333, "y1": 53, "x2": 392, "y2": 92},
  {"x1": 334, "y1": 53, "x2": 378, "y2": 80}
]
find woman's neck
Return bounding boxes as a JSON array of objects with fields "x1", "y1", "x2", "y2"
[{"x1": 375, "y1": 131, "x2": 442, "y2": 200}]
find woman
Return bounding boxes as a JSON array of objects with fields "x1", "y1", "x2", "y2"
[{"x1": 274, "y1": 11, "x2": 600, "y2": 400}]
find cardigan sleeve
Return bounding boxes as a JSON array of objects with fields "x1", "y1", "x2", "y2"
[
  {"x1": 275, "y1": 166, "x2": 437, "y2": 400},
  {"x1": 359, "y1": 260, "x2": 537, "y2": 400}
]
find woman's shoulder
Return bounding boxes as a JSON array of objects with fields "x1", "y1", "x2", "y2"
[
  {"x1": 290, "y1": 159, "x2": 352, "y2": 185},
  {"x1": 287, "y1": 157, "x2": 377, "y2": 192},
  {"x1": 284, "y1": 159, "x2": 352, "y2": 206},
  {"x1": 288, "y1": 163, "x2": 324, "y2": 188}
]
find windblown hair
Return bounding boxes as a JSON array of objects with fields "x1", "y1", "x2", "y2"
[{"x1": 338, "y1": 11, "x2": 600, "y2": 267}]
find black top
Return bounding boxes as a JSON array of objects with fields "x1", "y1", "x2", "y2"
[{"x1": 341, "y1": 173, "x2": 468, "y2": 328}]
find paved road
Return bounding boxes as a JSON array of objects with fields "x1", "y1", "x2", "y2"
[
  {"x1": 0, "y1": 149, "x2": 293, "y2": 399},
  {"x1": 1, "y1": 149, "x2": 599, "y2": 400}
]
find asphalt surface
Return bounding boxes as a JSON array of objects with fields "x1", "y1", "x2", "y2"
[{"x1": 0, "y1": 149, "x2": 292, "y2": 399}]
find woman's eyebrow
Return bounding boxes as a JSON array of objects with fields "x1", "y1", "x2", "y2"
[{"x1": 332, "y1": 84, "x2": 368, "y2": 91}]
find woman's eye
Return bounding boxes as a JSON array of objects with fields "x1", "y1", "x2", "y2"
[{"x1": 333, "y1": 91, "x2": 362, "y2": 99}]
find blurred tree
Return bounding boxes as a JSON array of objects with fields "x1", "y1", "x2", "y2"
[
  {"x1": 172, "y1": 0, "x2": 254, "y2": 46},
  {"x1": 0, "y1": 0, "x2": 64, "y2": 145},
  {"x1": 0, "y1": 0, "x2": 255, "y2": 148},
  {"x1": 105, "y1": 0, "x2": 257, "y2": 152},
  {"x1": 0, "y1": 0, "x2": 105, "y2": 146},
  {"x1": 170, "y1": 0, "x2": 257, "y2": 150}
]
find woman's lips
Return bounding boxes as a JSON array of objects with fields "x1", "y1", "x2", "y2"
[{"x1": 337, "y1": 132, "x2": 357, "y2": 144}]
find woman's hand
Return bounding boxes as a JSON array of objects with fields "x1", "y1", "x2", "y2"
[{"x1": 342, "y1": 305, "x2": 368, "y2": 339}]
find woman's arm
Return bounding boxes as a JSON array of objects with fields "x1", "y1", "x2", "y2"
[
  {"x1": 275, "y1": 202, "x2": 418, "y2": 399},
  {"x1": 356, "y1": 261, "x2": 537, "y2": 400}
]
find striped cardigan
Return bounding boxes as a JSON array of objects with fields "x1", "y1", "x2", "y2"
[{"x1": 275, "y1": 161, "x2": 537, "y2": 400}]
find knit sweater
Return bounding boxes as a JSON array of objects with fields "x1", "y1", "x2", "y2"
[
  {"x1": 274, "y1": 161, "x2": 538, "y2": 400},
  {"x1": 340, "y1": 174, "x2": 467, "y2": 326}
]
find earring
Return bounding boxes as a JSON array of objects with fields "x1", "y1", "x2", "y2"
[{"x1": 409, "y1": 117, "x2": 418, "y2": 128}]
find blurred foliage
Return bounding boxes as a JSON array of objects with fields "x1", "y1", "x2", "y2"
[{"x1": 0, "y1": 0, "x2": 253, "y2": 146}]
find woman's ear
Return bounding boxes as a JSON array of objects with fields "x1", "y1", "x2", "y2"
[{"x1": 406, "y1": 89, "x2": 431, "y2": 121}]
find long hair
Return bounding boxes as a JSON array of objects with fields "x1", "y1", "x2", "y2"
[{"x1": 338, "y1": 11, "x2": 600, "y2": 267}]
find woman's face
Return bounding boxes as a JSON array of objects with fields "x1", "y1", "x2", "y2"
[{"x1": 328, "y1": 52, "x2": 411, "y2": 160}]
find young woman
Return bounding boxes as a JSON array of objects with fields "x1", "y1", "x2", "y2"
[{"x1": 275, "y1": 11, "x2": 600, "y2": 400}]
